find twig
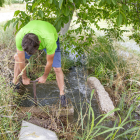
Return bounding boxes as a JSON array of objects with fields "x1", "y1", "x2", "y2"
[
  {"x1": 0, "y1": 131, "x2": 17, "y2": 135},
  {"x1": 0, "y1": 115, "x2": 18, "y2": 119},
  {"x1": 0, "y1": 105, "x2": 17, "y2": 109},
  {"x1": 128, "y1": 79, "x2": 140, "y2": 86}
]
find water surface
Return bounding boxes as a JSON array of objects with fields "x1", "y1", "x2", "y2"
[{"x1": 20, "y1": 67, "x2": 101, "y2": 121}]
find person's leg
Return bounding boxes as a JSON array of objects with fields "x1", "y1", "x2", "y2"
[
  {"x1": 52, "y1": 49, "x2": 67, "y2": 106},
  {"x1": 53, "y1": 67, "x2": 67, "y2": 107},
  {"x1": 53, "y1": 67, "x2": 64, "y2": 95},
  {"x1": 43, "y1": 39, "x2": 67, "y2": 106}
]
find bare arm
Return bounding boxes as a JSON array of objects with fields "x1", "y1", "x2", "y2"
[
  {"x1": 17, "y1": 50, "x2": 30, "y2": 84},
  {"x1": 37, "y1": 53, "x2": 55, "y2": 83}
]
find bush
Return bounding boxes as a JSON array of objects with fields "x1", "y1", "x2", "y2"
[{"x1": 86, "y1": 36, "x2": 127, "y2": 81}]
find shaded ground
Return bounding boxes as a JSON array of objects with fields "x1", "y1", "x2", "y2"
[
  {"x1": 0, "y1": 4, "x2": 25, "y2": 22},
  {"x1": 0, "y1": 3, "x2": 25, "y2": 12}
]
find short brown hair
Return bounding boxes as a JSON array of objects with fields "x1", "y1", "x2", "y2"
[{"x1": 22, "y1": 33, "x2": 39, "y2": 55}]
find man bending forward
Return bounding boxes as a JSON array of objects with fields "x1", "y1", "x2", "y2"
[{"x1": 13, "y1": 20, "x2": 67, "y2": 107}]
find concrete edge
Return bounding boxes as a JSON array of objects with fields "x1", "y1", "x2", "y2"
[{"x1": 87, "y1": 77, "x2": 115, "y2": 117}]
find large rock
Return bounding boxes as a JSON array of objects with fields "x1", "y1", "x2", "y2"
[
  {"x1": 87, "y1": 77, "x2": 115, "y2": 116},
  {"x1": 19, "y1": 120, "x2": 58, "y2": 140}
]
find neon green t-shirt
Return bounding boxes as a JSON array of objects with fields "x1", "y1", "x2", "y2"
[{"x1": 16, "y1": 20, "x2": 58, "y2": 55}]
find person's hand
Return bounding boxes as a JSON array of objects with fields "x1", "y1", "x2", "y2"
[
  {"x1": 36, "y1": 75, "x2": 47, "y2": 83},
  {"x1": 22, "y1": 77, "x2": 30, "y2": 85}
]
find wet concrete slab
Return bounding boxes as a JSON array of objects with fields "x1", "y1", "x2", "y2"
[
  {"x1": 19, "y1": 98, "x2": 74, "y2": 117},
  {"x1": 19, "y1": 120, "x2": 58, "y2": 140}
]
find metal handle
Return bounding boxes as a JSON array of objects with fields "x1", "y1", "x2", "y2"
[
  {"x1": 30, "y1": 80, "x2": 38, "y2": 106},
  {"x1": 30, "y1": 80, "x2": 39, "y2": 83}
]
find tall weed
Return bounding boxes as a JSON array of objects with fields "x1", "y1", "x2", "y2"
[
  {"x1": 0, "y1": 76, "x2": 20, "y2": 140},
  {"x1": 87, "y1": 36, "x2": 127, "y2": 79},
  {"x1": 75, "y1": 90, "x2": 140, "y2": 140},
  {"x1": 0, "y1": 22, "x2": 16, "y2": 50}
]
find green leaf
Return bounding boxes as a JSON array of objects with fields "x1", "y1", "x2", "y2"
[
  {"x1": 116, "y1": 14, "x2": 122, "y2": 26},
  {"x1": 27, "y1": 5, "x2": 32, "y2": 13},
  {"x1": 32, "y1": 0, "x2": 41, "y2": 10},
  {"x1": 55, "y1": 20, "x2": 61, "y2": 32},
  {"x1": 95, "y1": 108, "x2": 120, "y2": 126},
  {"x1": 107, "y1": 0, "x2": 111, "y2": 4},
  {"x1": 83, "y1": 13, "x2": 86, "y2": 19},
  {"x1": 99, "y1": 0, "x2": 105, "y2": 7},
  {"x1": 49, "y1": 0, "x2": 53, "y2": 4},
  {"x1": 69, "y1": 0, "x2": 73, "y2": 3},
  {"x1": 4, "y1": 20, "x2": 11, "y2": 31},
  {"x1": 38, "y1": 10, "x2": 44, "y2": 18},
  {"x1": 110, "y1": 11, "x2": 118, "y2": 18},
  {"x1": 59, "y1": 0, "x2": 63, "y2": 9},
  {"x1": 16, "y1": 22, "x2": 19, "y2": 31},
  {"x1": 122, "y1": 4, "x2": 129, "y2": 12},
  {"x1": 14, "y1": 10, "x2": 20, "y2": 16},
  {"x1": 83, "y1": 0, "x2": 86, "y2": 4},
  {"x1": 21, "y1": 11, "x2": 26, "y2": 19},
  {"x1": 63, "y1": 6, "x2": 70, "y2": 16},
  {"x1": 111, "y1": 0, "x2": 116, "y2": 5},
  {"x1": 120, "y1": 11, "x2": 126, "y2": 20},
  {"x1": 13, "y1": 19, "x2": 19, "y2": 27},
  {"x1": 94, "y1": 127, "x2": 123, "y2": 138},
  {"x1": 114, "y1": 127, "x2": 140, "y2": 139},
  {"x1": 32, "y1": 2, "x2": 38, "y2": 10}
]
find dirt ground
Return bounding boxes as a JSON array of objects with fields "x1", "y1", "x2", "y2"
[
  {"x1": 0, "y1": 3, "x2": 25, "y2": 23},
  {"x1": 0, "y1": 3, "x2": 25, "y2": 12}
]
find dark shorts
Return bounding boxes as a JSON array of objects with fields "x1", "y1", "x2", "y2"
[{"x1": 25, "y1": 38, "x2": 61, "y2": 68}]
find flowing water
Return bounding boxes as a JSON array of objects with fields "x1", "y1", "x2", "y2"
[{"x1": 20, "y1": 66, "x2": 101, "y2": 121}]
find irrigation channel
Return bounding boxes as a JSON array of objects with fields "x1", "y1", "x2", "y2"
[
  {"x1": 19, "y1": 66, "x2": 101, "y2": 122},
  {"x1": 16, "y1": 66, "x2": 140, "y2": 139},
  {"x1": 16, "y1": 65, "x2": 108, "y2": 139}
]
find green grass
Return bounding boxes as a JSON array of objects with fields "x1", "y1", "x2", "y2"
[
  {"x1": 4, "y1": 0, "x2": 23, "y2": 5},
  {"x1": 74, "y1": 90, "x2": 140, "y2": 140},
  {"x1": 0, "y1": 76, "x2": 20, "y2": 140},
  {"x1": 0, "y1": 22, "x2": 16, "y2": 50},
  {"x1": 86, "y1": 36, "x2": 127, "y2": 84}
]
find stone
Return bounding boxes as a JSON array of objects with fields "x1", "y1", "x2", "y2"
[
  {"x1": 19, "y1": 120, "x2": 58, "y2": 140},
  {"x1": 87, "y1": 77, "x2": 115, "y2": 117}
]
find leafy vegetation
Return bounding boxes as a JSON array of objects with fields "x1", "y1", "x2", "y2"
[{"x1": 4, "y1": 0, "x2": 140, "y2": 44}]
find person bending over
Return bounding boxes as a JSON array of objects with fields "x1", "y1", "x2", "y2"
[{"x1": 12, "y1": 20, "x2": 67, "y2": 107}]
